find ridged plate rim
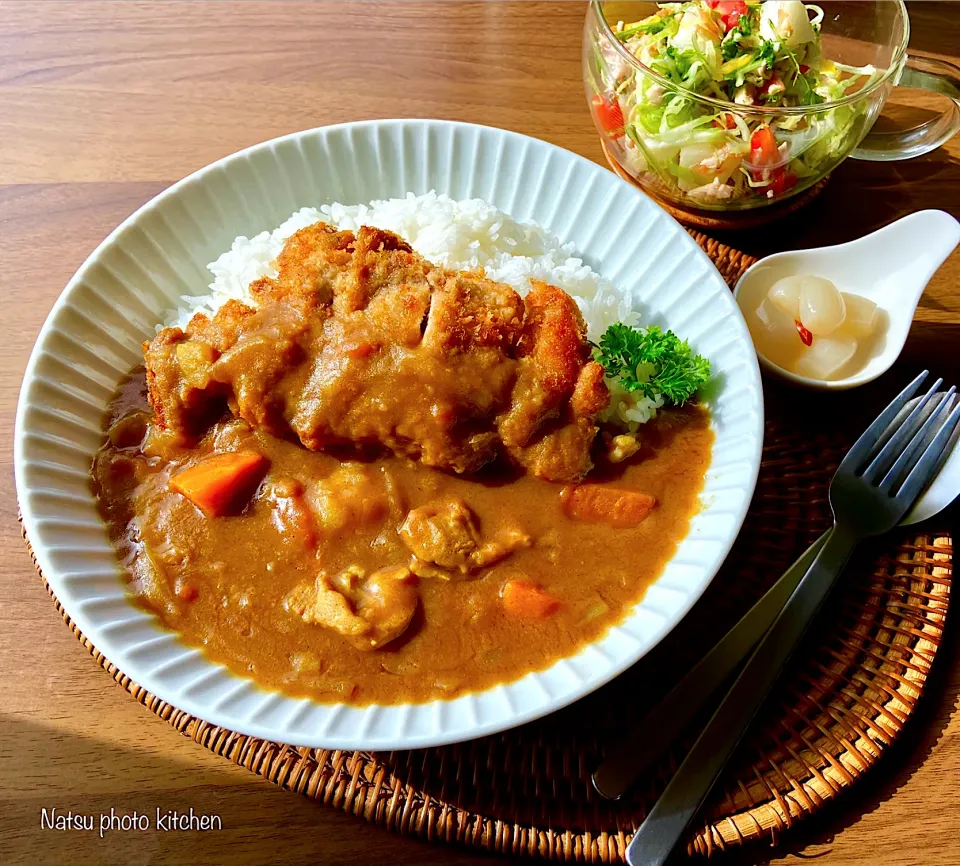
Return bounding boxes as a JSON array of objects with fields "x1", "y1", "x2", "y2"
[{"x1": 14, "y1": 119, "x2": 763, "y2": 749}]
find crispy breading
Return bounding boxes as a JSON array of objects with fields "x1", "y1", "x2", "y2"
[
  {"x1": 498, "y1": 281, "x2": 606, "y2": 463},
  {"x1": 421, "y1": 271, "x2": 525, "y2": 352},
  {"x1": 517, "y1": 280, "x2": 588, "y2": 390},
  {"x1": 185, "y1": 299, "x2": 257, "y2": 352},
  {"x1": 353, "y1": 227, "x2": 433, "y2": 346},
  {"x1": 571, "y1": 361, "x2": 610, "y2": 417},
  {"x1": 261, "y1": 222, "x2": 354, "y2": 309},
  {"x1": 144, "y1": 221, "x2": 610, "y2": 482}
]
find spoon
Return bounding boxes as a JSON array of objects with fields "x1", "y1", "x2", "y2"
[
  {"x1": 734, "y1": 210, "x2": 960, "y2": 390},
  {"x1": 591, "y1": 390, "x2": 960, "y2": 801}
]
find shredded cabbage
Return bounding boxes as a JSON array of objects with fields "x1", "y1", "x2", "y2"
[{"x1": 596, "y1": 0, "x2": 878, "y2": 207}]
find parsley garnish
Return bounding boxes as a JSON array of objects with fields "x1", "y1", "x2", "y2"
[{"x1": 593, "y1": 324, "x2": 711, "y2": 406}]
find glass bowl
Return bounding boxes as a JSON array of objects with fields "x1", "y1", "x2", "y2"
[{"x1": 584, "y1": 1, "x2": 960, "y2": 213}]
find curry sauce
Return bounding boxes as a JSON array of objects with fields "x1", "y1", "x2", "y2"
[{"x1": 92, "y1": 370, "x2": 713, "y2": 705}]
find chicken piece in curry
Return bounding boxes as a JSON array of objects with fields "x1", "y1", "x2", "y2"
[{"x1": 91, "y1": 221, "x2": 713, "y2": 705}]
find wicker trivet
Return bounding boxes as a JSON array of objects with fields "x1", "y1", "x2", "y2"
[{"x1": 22, "y1": 234, "x2": 953, "y2": 861}]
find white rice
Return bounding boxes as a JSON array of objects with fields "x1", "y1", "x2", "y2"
[{"x1": 168, "y1": 191, "x2": 661, "y2": 427}]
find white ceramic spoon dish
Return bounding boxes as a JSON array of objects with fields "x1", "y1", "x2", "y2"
[{"x1": 734, "y1": 210, "x2": 960, "y2": 390}]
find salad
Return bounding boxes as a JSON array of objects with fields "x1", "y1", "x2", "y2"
[{"x1": 589, "y1": 1, "x2": 879, "y2": 207}]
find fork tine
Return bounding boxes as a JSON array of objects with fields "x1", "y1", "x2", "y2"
[
  {"x1": 841, "y1": 370, "x2": 929, "y2": 473},
  {"x1": 936, "y1": 395, "x2": 960, "y2": 470},
  {"x1": 897, "y1": 393, "x2": 959, "y2": 488},
  {"x1": 896, "y1": 400, "x2": 960, "y2": 505},
  {"x1": 862, "y1": 377, "x2": 943, "y2": 483},
  {"x1": 880, "y1": 387, "x2": 956, "y2": 493},
  {"x1": 867, "y1": 393, "x2": 944, "y2": 465}
]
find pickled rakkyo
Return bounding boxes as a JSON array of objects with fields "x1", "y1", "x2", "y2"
[{"x1": 751, "y1": 275, "x2": 882, "y2": 381}]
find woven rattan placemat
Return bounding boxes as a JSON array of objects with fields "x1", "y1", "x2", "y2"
[{"x1": 23, "y1": 232, "x2": 953, "y2": 861}]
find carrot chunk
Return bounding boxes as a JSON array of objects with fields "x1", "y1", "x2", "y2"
[
  {"x1": 169, "y1": 450, "x2": 267, "y2": 517},
  {"x1": 501, "y1": 578, "x2": 561, "y2": 619},
  {"x1": 176, "y1": 581, "x2": 199, "y2": 603},
  {"x1": 561, "y1": 484, "x2": 657, "y2": 528}
]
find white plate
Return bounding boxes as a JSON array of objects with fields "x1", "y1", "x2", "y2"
[{"x1": 15, "y1": 120, "x2": 763, "y2": 750}]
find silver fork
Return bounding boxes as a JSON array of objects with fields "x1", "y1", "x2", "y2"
[
  {"x1": 626, "y1": 371, "x2": 960, "y2": 866},
  {"x1": 593, "y1": 389, "x2": 960, "y2": 801}
]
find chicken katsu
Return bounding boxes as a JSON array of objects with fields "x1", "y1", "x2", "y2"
[{"x1": 91, "y1": 219, "x2": 713, "y2": 705}]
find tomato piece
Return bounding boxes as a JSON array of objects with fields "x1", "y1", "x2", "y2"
[
  {"x1": 750, "y1": 125, "x2": 779, "y2": 166},
  {"x1": 592, "y1": 94, "x2": 624, "y2": 136},
  {"x1": 713, "y1": 112, "x2": 737, "y2": 130},
  {"x1": 768, "y1": 167, "x2": 798, "y2": 197},
  {"x1": 713, "y1": 0, "x2": 747, "y2": 32},
  {"x1": 749, "y1": 124, "x2": 797, "y2": 196},
  {"x1": 749, "y1": 129, "x2": 786, "y2": 191}
]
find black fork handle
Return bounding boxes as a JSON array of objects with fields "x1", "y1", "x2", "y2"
[
  {"x1": 626, "y1": 525, "x2": 859, "y2": 866},
  {"x1": 592, "y1": 529, "x2": 831, "y2": 800}
]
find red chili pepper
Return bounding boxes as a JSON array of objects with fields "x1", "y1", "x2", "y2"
[
  {"x1": 592, "y1": 94, "x2": 624, "y2": 137},
  {"x1": 795, "y1": 319, "x2": 814, "y2": 346}
]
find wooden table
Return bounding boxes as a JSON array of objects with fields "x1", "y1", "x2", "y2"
[{"x1": 1, "y1": 2, "x2": 959, "y2": 864}]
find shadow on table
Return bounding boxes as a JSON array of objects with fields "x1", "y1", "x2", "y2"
[
  {"x1": 691, "y1": 360, "x2": 960, "y2": 862},
  {"x1": 0, "y1": 714, "x2": 503, "y2": 866},
  {"x1": 689, "y1": 339, "x2": 960, "y2": 863}
]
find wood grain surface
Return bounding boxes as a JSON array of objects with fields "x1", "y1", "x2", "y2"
[{"x1": 1, "y1": 2, "x2": 959, "y2": 864}]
